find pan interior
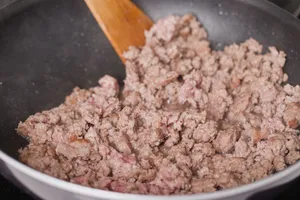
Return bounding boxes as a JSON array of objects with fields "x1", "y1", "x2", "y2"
[{"x1": 0, "y1": 0, "x2": 299, "y2": 160}]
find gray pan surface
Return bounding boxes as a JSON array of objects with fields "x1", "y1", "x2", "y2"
[{"x1": 0, "y1": 0, "x2": 300, "y2": 199}]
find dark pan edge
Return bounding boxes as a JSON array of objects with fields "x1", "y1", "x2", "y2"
[
  {"x1": 240, "y1": 0, "x2": 300, "y2": 30},
  {"x1": 0, "y1": 0, "x2": 43, "y2": 21},
  {"x1": 0, "y1": 159, "x2": 41, "y2": 200}
]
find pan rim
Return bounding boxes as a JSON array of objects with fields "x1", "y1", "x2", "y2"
[
  {"x1": 1, "y1": 150, "x2": 300, "y2": 199},
  {"x1": 0, "y1": 0, "x2": 300, "y2": 199}
]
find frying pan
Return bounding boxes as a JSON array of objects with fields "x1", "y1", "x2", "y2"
[{"x1": 0, "y1": 0, "x2": 300, "y2": 200}]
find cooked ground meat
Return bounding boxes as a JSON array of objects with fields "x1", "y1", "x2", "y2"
[{"x1": 17, "y1": 14, "x2": 300, "y2": 195}]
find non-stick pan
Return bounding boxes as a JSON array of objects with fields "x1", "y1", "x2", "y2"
[{"x1": 0, "y1": 0, "x2": 300, "y2": 200}]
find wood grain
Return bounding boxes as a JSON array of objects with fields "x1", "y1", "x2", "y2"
[{"x1": 84, "y1": 0, "x2": 153, "y2": 63}]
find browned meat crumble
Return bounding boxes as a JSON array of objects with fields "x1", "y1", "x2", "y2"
[{"x1": 17, "y1": 14, "x2": 300, "y2": 195}]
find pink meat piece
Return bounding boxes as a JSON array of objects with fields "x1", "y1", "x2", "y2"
[
  {"x1": 151, "y1": 159, "x2": 191, "y2": 193},
  {"x1": 98, "y1": 75, "x2": 119, "y2": 96},
  {"x1": 193, "y1": 121, "x2": 218, "y2": 142},
  {"x1": 213, "y1": 127, "x2": 240, "y2": 154},
  {"x1": 191, "y1": 178, "x2": 216, "y2": 193},
  {"x1": 56, "y1": 139, "x2": 91, "y2": 159},
  {"x1": 283, "y1": 103, "x2": 300, "y2": 128}
]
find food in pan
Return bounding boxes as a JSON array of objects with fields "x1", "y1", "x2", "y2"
[{"x1": 16, "y1": 14, "x2": 300, "y2": 195}]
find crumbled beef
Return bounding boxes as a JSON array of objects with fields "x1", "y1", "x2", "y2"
[
  {"x1": 17, "y1": 14, "x2": 300, "y2": 195},
  {"x1": 193, "y1": 121, "x2": 218, "y2": 142}
]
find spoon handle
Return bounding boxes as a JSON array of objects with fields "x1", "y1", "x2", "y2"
[{"x1": 85, "y1": 0, "x2": 153, "y2": 63}]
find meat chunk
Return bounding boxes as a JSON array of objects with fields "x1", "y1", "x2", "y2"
[
  {"x1": 283, "y1": 103, "x2": 300, "y2": 128},
  {"x1": 213, "y1": 127, "x2": 240, "y2": 154},
  {"x1": 98, "y1": 75, "x2": 119, "y2": 96},
  {"x1": 56, "y1": 139, "x2": 91, "y2": 159},
  {"x1": 191, "y1": 178, "x2": 216, "y2": 193},
  {"x1": 151, "y1": 159, "x2": 192, "y2": 193},
  {"x1": 193, "y1": 121, "x2": 218, "y2": 142}
]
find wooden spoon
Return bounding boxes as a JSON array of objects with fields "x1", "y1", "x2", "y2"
[{"x1": 84, "y1": 0, "x2": 153, "y2": 63}]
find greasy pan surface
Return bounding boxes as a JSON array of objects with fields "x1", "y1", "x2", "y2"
[{"x1": 0, "y1": 0, "x2": 300, "y2": 198}]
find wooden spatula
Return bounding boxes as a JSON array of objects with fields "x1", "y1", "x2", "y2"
[{"x1": 84, "y1": 0, "x2": 153, "y2": 63}]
